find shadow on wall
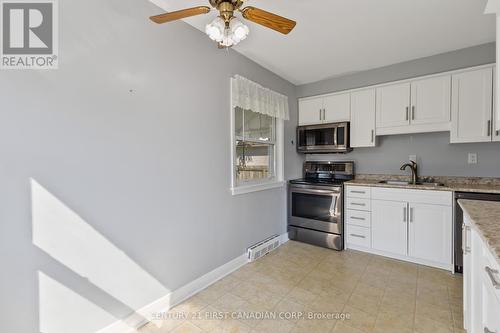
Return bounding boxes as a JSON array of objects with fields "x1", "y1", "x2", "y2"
[{"x1": 31, "y1": 178, "x2": 169, "y2": 333}]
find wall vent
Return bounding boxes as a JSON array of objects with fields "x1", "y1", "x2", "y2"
[{"x1": 247, "y1": 234, "x2": 281, "y2": 262}]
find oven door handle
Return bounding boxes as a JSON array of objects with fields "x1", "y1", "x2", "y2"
[{"x1": 291, "y1": 188, "x2": 340, "y2": 196}]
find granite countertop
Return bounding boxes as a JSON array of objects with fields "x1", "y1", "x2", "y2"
[
  {"x1": 458, "y1": 199, "x2": 500, "y2": 265},
  {"x1": 345, "y1": 175, "x2": 500, "y2": 194}
]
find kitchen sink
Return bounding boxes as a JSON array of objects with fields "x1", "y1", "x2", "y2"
[
  {"x1": 378, "y1": 180, "x2": 445, "y2": 187},
  {"x1": 379, "y1": 180, "x2": 411, "y2": 185}
]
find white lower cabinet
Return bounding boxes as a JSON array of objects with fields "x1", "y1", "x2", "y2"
[
  {"x1": 408, "y1": 203, "x2": 452, "y2": 265},
  {"x1": 463, "y1": 219, "x2": 472, "y2": 332},
  {"x1": 372, "y1": 200, "x2": 408, "y2": 256},
  {"x1": 346, "y1": 186, "x2": 453, "y2": 270},
  {"x1": 463, "y1": 217, "x2": 500, "y2": 333}
]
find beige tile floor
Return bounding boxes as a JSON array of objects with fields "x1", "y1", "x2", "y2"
[{"x1": 138, "y1": 241, "x2": 464, "y2": 333}]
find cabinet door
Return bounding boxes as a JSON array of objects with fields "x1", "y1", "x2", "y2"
[
  {"x1": 372, "y1": 200, "x2": 408, "y2": 256},
  {"x1": 493, "y1": 68, "x2": 500, "y2": 142},
  {"x1": 350, "y1": 89, "x2": 376, "y2": 147},
  {"x1": 471, "y1": 228, "x2": 485, "y2": 333},
  {"x1": 410, "y1": 75, "x2": 451, "y2": 126},
  {"x1": 323, "y1": 92, "x2": 350, "y2": 122},
  {"x1": 376, "y1": 82, "x2": 411, "y2": 129},
  {"x1": 408, "y1": 203, "x2": 452, "y2": 266},
  {"x1": 451, "y1": 68, "x2": 493, "y2": 143},
  {"x1": 298, "y1": 97, "x2": 323, "y2": 125}
]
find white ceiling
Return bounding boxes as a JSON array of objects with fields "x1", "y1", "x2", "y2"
[{"x1": 150, "y1": 0, "x2": 496, "y2": 85}]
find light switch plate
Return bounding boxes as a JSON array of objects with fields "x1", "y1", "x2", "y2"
[
  {"x1": 468, "y1": 153, "x2": 478, "y2": 164},
  {"x1": 409, "y1": 155, "x2": 417, "y2": 162}
]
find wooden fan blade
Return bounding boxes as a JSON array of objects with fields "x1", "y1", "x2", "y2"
[
  {"x1": 150, "y1": 6, "x2": 210, "y2": 24},
  {"x1": 241, "y1": 6, "x2": 296, "y2": 34}
]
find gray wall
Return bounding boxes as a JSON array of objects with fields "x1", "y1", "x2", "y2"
[
  {"x1": 0, "y1": 0, "x2": 300, "y2": 332},
  {"x1": 297, "y1": 43, "x2": 500, "y2": 177},
  {"x1": 297, "y1": 42, "x2": 496, "y2": 98}
]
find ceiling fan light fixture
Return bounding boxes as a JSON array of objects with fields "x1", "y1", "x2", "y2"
[
  {"x1": 220, "y1": 28, "x2": 236, "y2": 47},
  {"x1": 205, "y1": 16, "x2": 225, "y2": 42},
  {"x1": 229, "y1": 17, "x2": 249, "y2": 43}
]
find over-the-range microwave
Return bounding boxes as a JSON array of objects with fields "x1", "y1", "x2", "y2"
[{"x1": 297, "y1": 122, "x2": 352, "y2": 154}]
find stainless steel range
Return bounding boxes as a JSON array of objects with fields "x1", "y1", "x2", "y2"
[{"x1": 288, "y1": 161, "x2": 354, "y2": 250}]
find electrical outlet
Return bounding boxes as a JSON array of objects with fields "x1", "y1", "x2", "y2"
[
  {"x1": 409, "y1": 155, "x2": 417, "y2": 162},
  {"x1": 468, "y1": 153, "x2": 478, "y2": 165}
]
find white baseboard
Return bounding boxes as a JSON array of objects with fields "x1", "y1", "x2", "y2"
[
  {"x1": 280, "y1": 232, "x2": 289, "y2": 244},
  {"x1": 97, "y1": 232, "x2": 288, "y2": 333}
]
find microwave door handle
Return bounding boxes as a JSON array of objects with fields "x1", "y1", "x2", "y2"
[{"x1": 333, "y1": 126, "x2": 338, "y2": 147}]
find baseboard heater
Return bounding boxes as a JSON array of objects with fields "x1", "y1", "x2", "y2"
[{"x1": 247, "y1": 234, "x2": 281, "y2": 262}]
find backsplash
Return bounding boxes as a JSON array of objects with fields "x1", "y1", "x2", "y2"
[{"x1": 306, "y1": 132, "x2": 500, "y2": 178}]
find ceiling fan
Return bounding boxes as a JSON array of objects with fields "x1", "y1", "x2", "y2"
[{"x1": 150, "y1": 0, "x2": 296, "y2": 48}]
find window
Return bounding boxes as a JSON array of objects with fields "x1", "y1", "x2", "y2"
[
  {"x1": 230, "y1": 75, "x2": 288, "y2": 195},
  {"x1": 231, "y1": 107, "x2": 284, "y2": 194},
  {"x1": 235, "y1": 107, "x2": 275, "y2": 183}
]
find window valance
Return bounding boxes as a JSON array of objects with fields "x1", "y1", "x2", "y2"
[{"x1": 231, "y1": 75, "x2": 290, "y2": 120}]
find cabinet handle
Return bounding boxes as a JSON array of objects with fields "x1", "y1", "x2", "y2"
[
  {"x1": 323, "y1": 109, "x2": 326, "y2": 120},
  {"x1": 405, "y1": 107, "x2": 409, "y2": 121},
  {"x1": 319, "y1": 109, "x2": 322, "y2": 121},
  {"x1": 403, "y1": 205, "x2": 407, "y2": 222},
  {"x1": 487, "y1": 120, "x2": 491, "y2": 137},
  {"x1": 350, "y1": 234, "x2": 366, "y2": 239},
  {"x1": 350, "y1": 216, "x2": 365, "y2": 221},
  {"x1": 351, "y1": 202, "x2": 366, "y2": 206},
  {"x1": 371, "y1": 130, "x2": 374, "y2": 143},
  {"x1": 463, "y1": 225, "x2": 471, "y2": 254},
  {"x1": 496, "y1": 130, "x2": 499, "y2": 136},
  {"x1": 409, "y1": 207, "x2": 414, "y2": 222},
  {"x1": 484, "y1": 327, "x2": 497, "y2": 333},
  {"x1": 485, "y1": 266, "x2": 500, "y2": 289},
  {"x1": 350, "y1": 190, "x2": 366, "y2": 194},
  {"x1": 462, "y1": 223, "x2": 466, "y2": 254},
  {"x1": 411, "y1": 106, "x2": 415, "y2": 120}
]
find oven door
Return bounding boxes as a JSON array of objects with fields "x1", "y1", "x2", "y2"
[{"x1": 288, "y1": 184, "x2": 342, "y2": 234}]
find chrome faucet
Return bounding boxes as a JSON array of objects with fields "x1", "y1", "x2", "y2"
[{"x1": 400, "y1": 160, "x2": 418, "y2": 185}]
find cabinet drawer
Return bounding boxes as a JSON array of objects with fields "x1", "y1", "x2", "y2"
[
  {"x1": 371, "y1": 187, "x2": 452, "y2": 206},
  {"x1": 345, "y1": 186, "x2": 371, "y2": 199},
  {"x1": 347, "y1": 225, "x2": 371, "y2": 248},
  {"x1": 346, "y1": 209, "x2": 371, "y2": 228},
  {"x1": 346, "y1": 197, "x2": 371, "y2": 211}
]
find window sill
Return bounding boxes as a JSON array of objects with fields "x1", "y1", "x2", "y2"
[{"x1": 231, "y1": 181, "x2": 285, "y2": 196}]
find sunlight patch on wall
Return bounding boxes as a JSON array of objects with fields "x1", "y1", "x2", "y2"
[
  {"x1": 38, "y1": 271, "x2": 117, "y2": 333},
  {"x1": 31, "y1": 178, "x2": 169, "y2": 312}
]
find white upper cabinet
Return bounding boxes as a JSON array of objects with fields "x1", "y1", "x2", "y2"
[
  {"x1": 297, "y1": 64, "x2": 494, "y2": 143},
  {"x1": 350, "y1": 89, "x2": 376, "y2": 147},
  {"x1": 376, "y1": 77, "x2": 452, "y2": 135},
  {"x1": 376, "y1": 82, "x2": 411, "y2": 130},
  {"x1": 298, "y1": 97, "x2": 323, "y2": 125},
  {"x1": 408, "y1": 203, "x2": 452, "y2": 267},
  {"x1": 451, "y1": 67, "x2": 493, "y2": 143},
  {"x1": 298, "y1": 93, "x2": 350, "y2": 126},
  {"x1": 323, "y1": 92, "x2": 350, "y2": 123},
  {"x1": 494, "y1": 69, "x2": 500, "y2": 142},
  {"x1": 371, "y1": 199, "x2": 408, "y2": 256},
  {"x1": 410, "y1": 76, "x2": 451, "y2": 126}
]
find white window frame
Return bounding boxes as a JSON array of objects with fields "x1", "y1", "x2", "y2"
[{"x1": 230, "y1": 105, "x2": 284, "y2": 196}]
